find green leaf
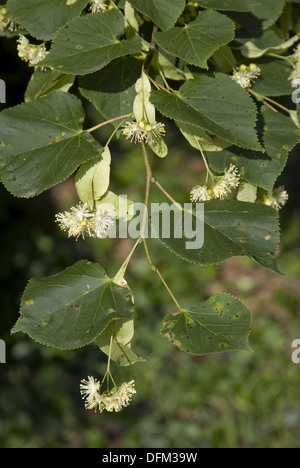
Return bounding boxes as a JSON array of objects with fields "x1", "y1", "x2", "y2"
[
  {"x1": 42, "y1": 9, "x2": 143, "y2": 75},
  {"x1": 154, "y1": 10, "x2": 235, "y2": 69},
  {"x1": 212, "y1": 44, "x2": 236, "y2": 73},
  {"x1": 6, "y1": 0, "x2": 89, "y2": 40},
  {"x1": 128, "y1": 0, "x2": 185, "y2": 31},
  {"x1": 207, "y1": 107, "x2": 300, "y2": 193},
  {"x1": 152, "y1": 200, "x2": 280, "y2": 273},
  {"x1": 250, "y1": 0, "x2": 286, "y2": 30},
  {"x1": 96, "y1": 319, "x2": 146, "y2": 366},
  {"x1": 0, "y1": 90, "x2": 100, "y2": 198},
  {"x1": 151, "y1": 74, "x2": 262, "y2": 151},
  {"x1": 75, "y1": 146, "x2": 111, "y2": 209},
  {"x1": 79, "y1": 57, "x2": 142, "y2": 124},
  {"x1": 197, "y1": 0, "x2": 253, "y2": 11},
  {"x1": 252, "y1": 59, "x2": 293, "y2": 97},
  {"x1": 12, "y1": 260, "x2": 135, "y2": 350},
  {"x1": 25, "y1": 68, "x2": 75, "y2": 102},
  {"x1": 162, "y1": 293, "x2": 251, "y2": 356}
]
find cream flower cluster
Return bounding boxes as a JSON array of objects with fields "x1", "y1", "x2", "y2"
[
  {"x1": 80, "y1": 376, "x2": 136, "y2": 413},
  {"x1": 264, "y1": 186, "x2": 289, "y2": 211},
  {"x1": 232, "y1": 64, "x2": 261, "y2": 89},
  {"x1": 89, "y1": 0, "x2": 108, "y2": 13},
  {"x1": 122, "y1": 120, "x2": 166, "y2": 144},
  {"x1": 17, "y1": 35, "x2": 48, "y2": 66},
  {"x1": 0, "y1": 6, "x2": 17, "y2": 31},
  {"x1": 55, "y1": 202, "x2": 115, "y2": 240},
  {"x1": 190, "y1": 165, "x2": 240, "y2": 202}
]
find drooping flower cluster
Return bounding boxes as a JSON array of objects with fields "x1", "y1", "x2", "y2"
[
  {"x1": 17, "y1": 35, "x2": 48, "y2": 66},
  {"x1": 289, "y1": 44, "x2": 300, "y2": 87},
  {"x1": 190, "y1": 165, "x2": 240, "y2": 202},
  {"x1": 0, "y1": 6, "x2": 17, "y2": 32},
  {"x1": 80, "y1": 376, "x2": 136, "y2": 413},
  {"x1": 263, "y1": 186, "x2": 289, "y2": 211},
  {"x1": 55, "y1": 202, "x2": 115, "y2": 240},
  {"x1": 89, "y1": 0, "x2": 108, "y2": 13},
  {"x1": 232, "y1": 64, "x2": 261, "y2": 89},
  {"x1": 122, "y1": 120, "x2": 166, "y2": 144}
]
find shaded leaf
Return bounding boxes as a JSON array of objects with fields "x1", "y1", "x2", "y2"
[
  {"x1": 250, "y1": 0, "x2": 286, "y2": 30},
  {"x1": 25, "y1": 68, "x2": 75, "y2": 102},
  {"x1": 196, "y1": 1, "x2": 253, "y2": 11},
  {"x1": 252, "y1": 59, "x2": 293, "y2": 97},
  {"x1": 79, "y1": 56, "x2": 142, "y2": 125}
]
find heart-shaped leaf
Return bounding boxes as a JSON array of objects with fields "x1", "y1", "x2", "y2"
[
  {"x1": 0, "y1": 91, "x2": 100, "y2": 198},
  {"x1": 42, "y1": 9, "x2": 142, "y2": 75},
  {"x1": 12, "y1": 260, "x2": 135, "y2": 350},
  {"x1": 162, "y1": 293, "x2": 251, "y2": 355}
]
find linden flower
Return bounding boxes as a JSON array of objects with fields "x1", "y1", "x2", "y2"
[
  {"x1": 122, "y1": 121, "x2": 166, "y2": 144},
  {"x1": 17, "y1": 35, "x2": 48, "y2": 66},
  {"x1": 89, "y1": 0, "x2": 108, "y2": 13},
  {"x1": 264, "y1": 186, "x2": 289, "y2": 211},
  {"x1": 0, "y1": 6, "x2": 17, "y2": 31},
  {"x1": 232, "y1": 64, "x2": 261, "y2": 89},
  {"x1": 88, "y1": 206, "x2": 116, "y2": 238},
  {"x1": 223, "y1": 164, "x2": 240, "y2": 189},
  {"x1": 80, "y1": 376, "x2": 102, "y2": 411},
  {"x1": 122, "y1": 121, "x2": 146, "y2": 143},
  {"x1": 80, "y1": 376, "x2": 101, "y2": 400},
  {"x1": 144, "y1": 122, "x2": 166, "y2": 144},
  {"x1": 212, "y1": 179, "x2": 231, "y2": 199},
  {"x1": 0, "y1": 7, "x2": 7, "y2": 30},
  {"x1": 55, "y1": 203, "x2": 115, "y2": 240},
  {"x1": 190, "y1": 165, "x2": 240, "y2": 202},
  {"x1": 212, "y1": 164, "x2": 240, "y2": 199},
  {"x1": 190, "y1": 186, "x2": 213, "y2": 202},
  {"x1": 100, "y1": 381, "x2": 137, "y2": 413},
  {"x1": 80, "y1": 378, "x2": 136, "y2": 413}
]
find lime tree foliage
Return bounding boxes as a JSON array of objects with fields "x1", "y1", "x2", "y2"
[{"x1": 1, "y1": 0, "x2": 300, "y2": 413}]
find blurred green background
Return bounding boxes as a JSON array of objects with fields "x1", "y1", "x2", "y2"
[{"x1": 1, "y1": 26, "x2": 300, "y2": 449}]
